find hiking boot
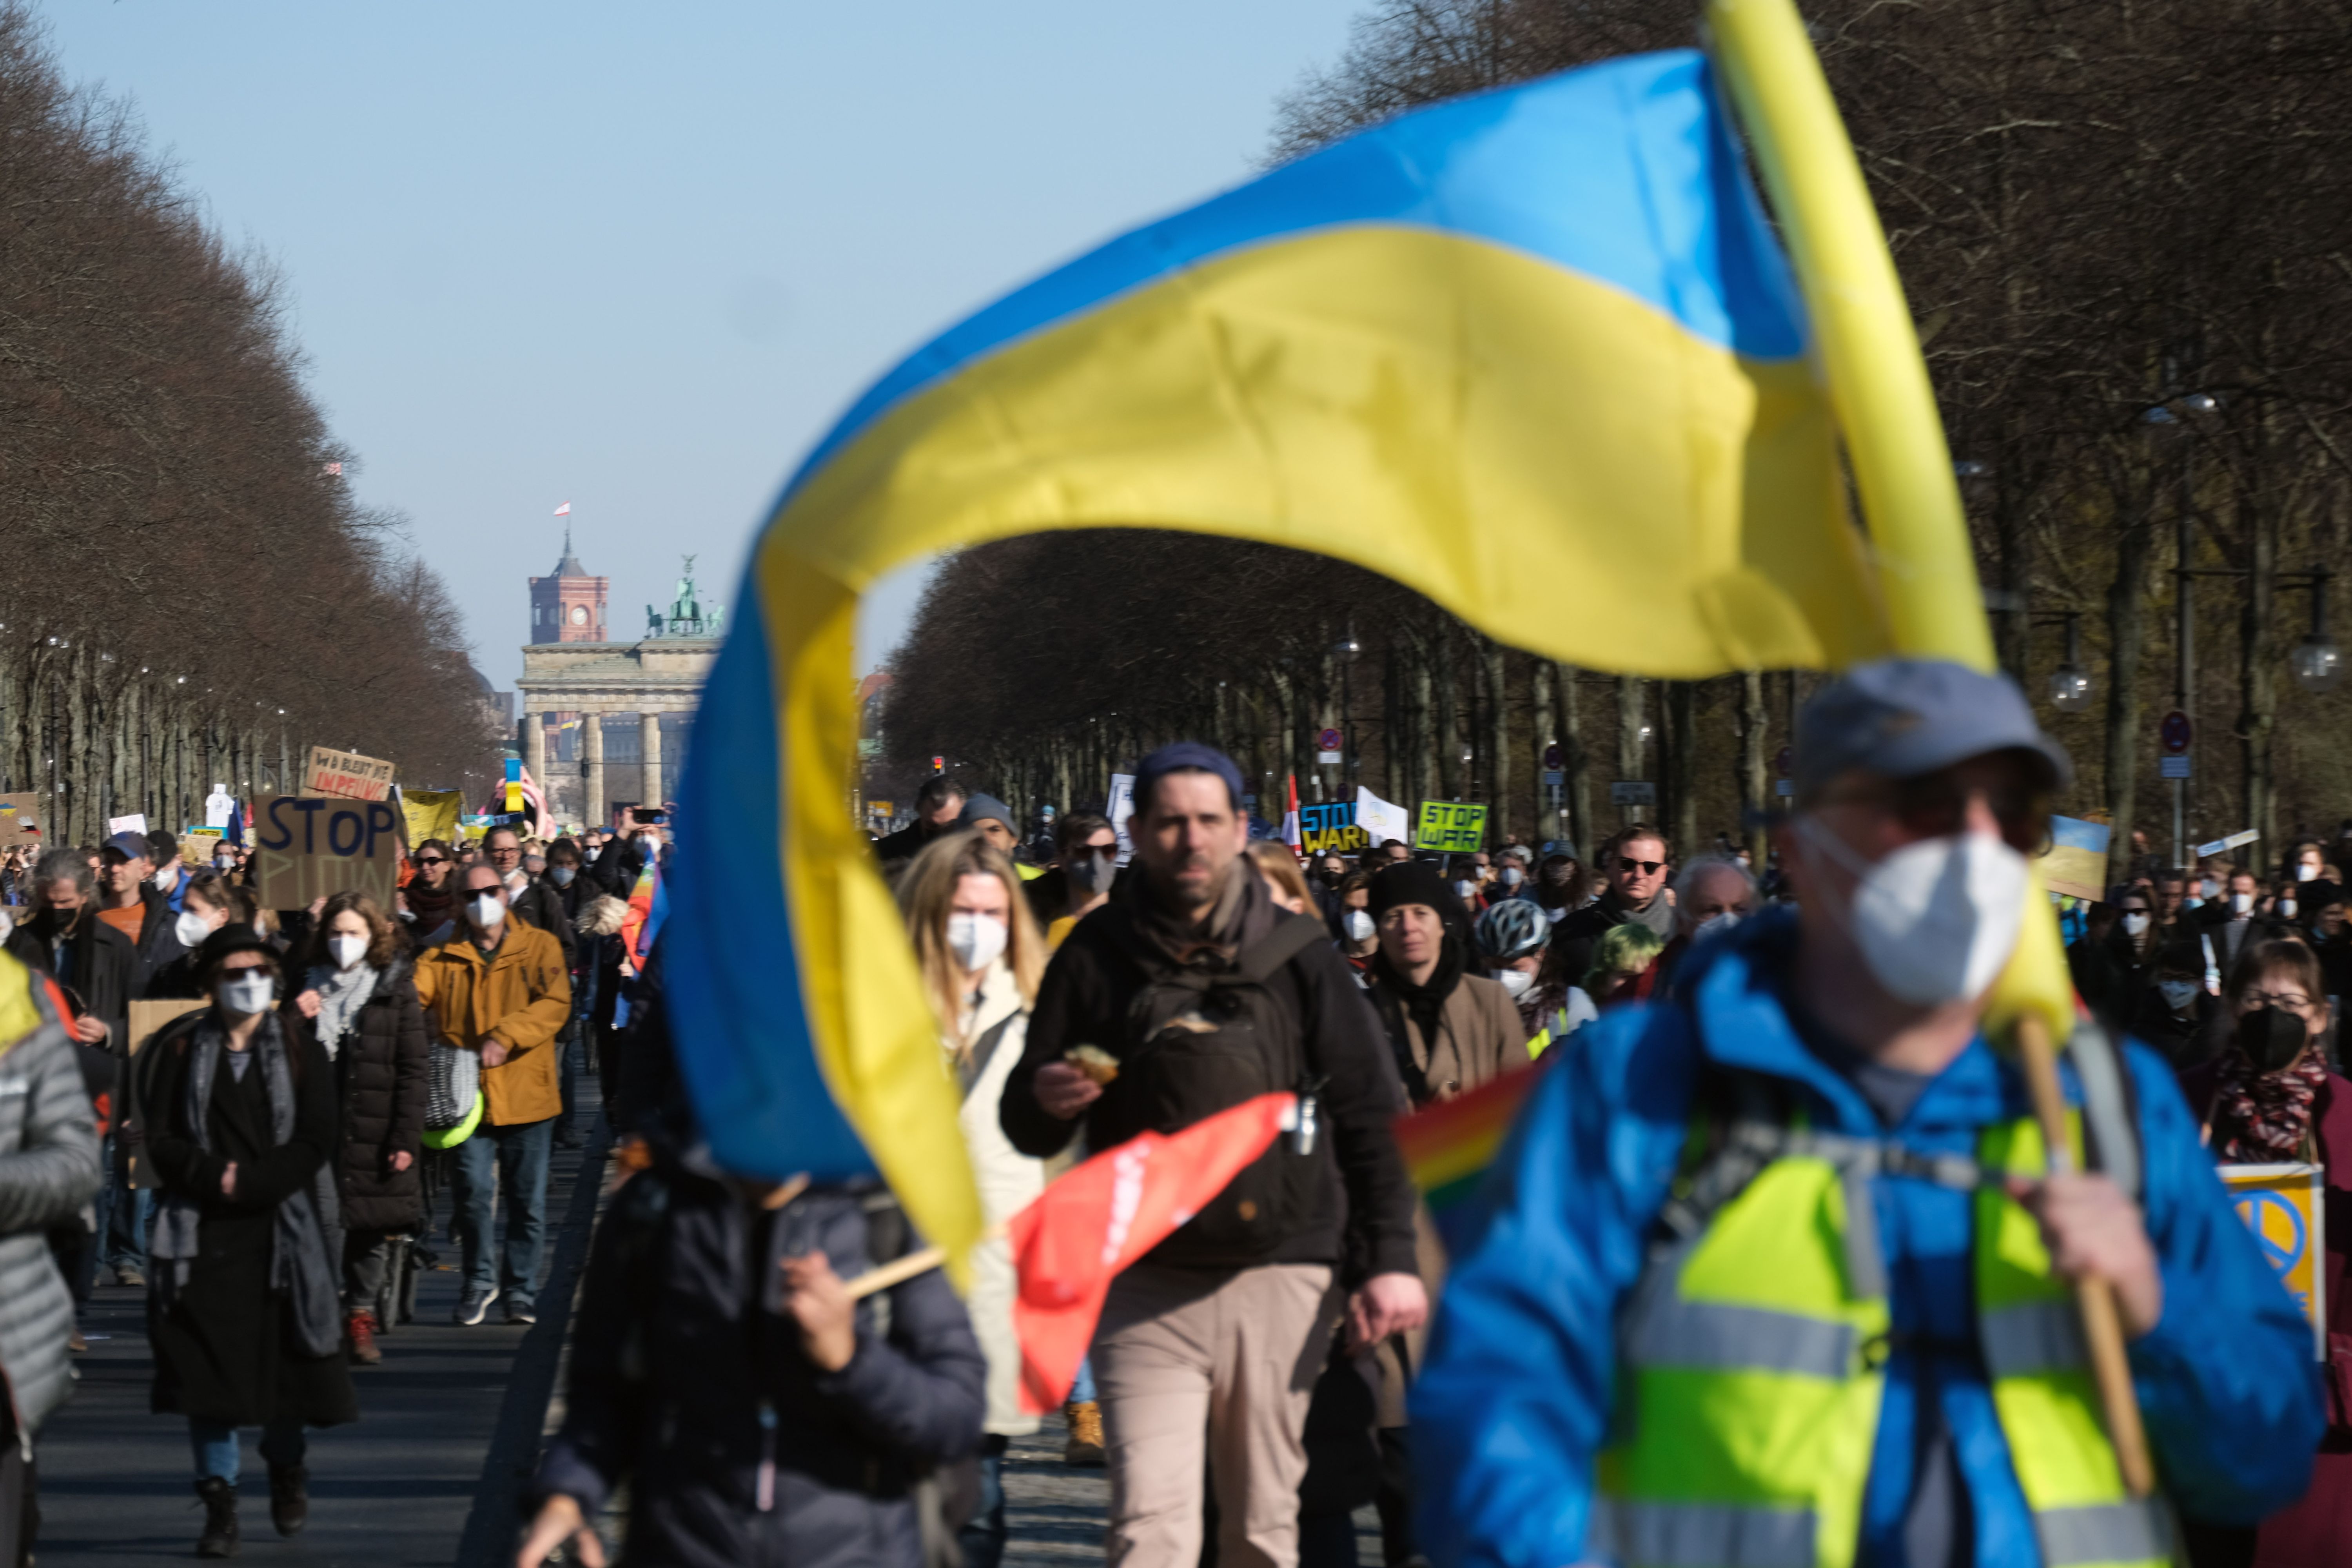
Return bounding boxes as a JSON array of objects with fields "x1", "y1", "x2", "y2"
[
  {"x1": 346, "y1": 1310, "x2": 382, "y2": 1365},
  {"x1": 194, "y1": 1475, "x2": 238, "y2": 1558},
  {"x1": 1063, "y1": 1400, "x2": 1106, "y2": 1466},
  {"x1": 454, "y1": 1285, "x2": 499, "y2": 1326},
  {"x1": 267, "y1": 1463, "x2": 307, "y2": 1537}
]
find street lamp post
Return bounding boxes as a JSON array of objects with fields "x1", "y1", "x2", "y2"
[{"x1": 1332, "y1": 631, "x2": 1361, "y2": 790}]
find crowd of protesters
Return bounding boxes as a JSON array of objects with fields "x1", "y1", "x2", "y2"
[
  {"x1": 0, "y1": 812, "x2": 665, "y2": 1559},
  {"x1": 4, "y1": 662, "x2": 2349, "y2": 1568}
]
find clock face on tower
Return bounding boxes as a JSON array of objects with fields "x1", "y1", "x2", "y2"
[{"x1": 570, "y1": 604, "x2": 589, "y2": 626}]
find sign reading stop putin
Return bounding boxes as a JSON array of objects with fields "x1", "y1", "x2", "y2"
[{"x1": 251, "y1": 796, "x2": 404, "y2": 909}]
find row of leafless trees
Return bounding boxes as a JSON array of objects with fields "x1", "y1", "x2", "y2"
[
  {"x1": 881, "y1": 0, "x2": 2352, "y2": 869},
  {"x1": 0, "y1": 4, "x2": 502, "y2": 846}
]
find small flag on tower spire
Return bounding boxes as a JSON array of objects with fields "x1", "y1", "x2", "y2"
[{"x1": 553, "y1": 501, "x2": 571, "y2": 516}]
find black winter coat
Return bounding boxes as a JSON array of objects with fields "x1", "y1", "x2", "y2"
[
  {"x1": 143, "y1": 1009, "x2": 359, "y2": 1430},
  {"x1": 318, "y1": 961, "x2": 430, "y2": 1233},
  {"x1": 536, "y1": 1172, "x2": 985, "y2": 1568},
  {"x1": 506, "y1": 876, "x2": 577, "y2": 967},
  {"x1": 6, "y1": 911, "x2": 136, "y2": 1050}
]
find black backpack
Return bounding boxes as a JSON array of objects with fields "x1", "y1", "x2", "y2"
[{"x1": 1100, "y1": 909, "x2": 1330, "y2": 1265}]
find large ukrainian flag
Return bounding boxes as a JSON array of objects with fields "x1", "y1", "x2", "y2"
[{"x1": 664, "y1": 48, "x2": 1893, "y2": 1267}]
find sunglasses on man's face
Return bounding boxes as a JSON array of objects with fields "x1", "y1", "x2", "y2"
[
  {"x1": 1820, "y1": 773, "x2": 2050, "y2": 854},
  {"x1": 1617, "y1": 859, "x2": 1666, "y2": 877}
]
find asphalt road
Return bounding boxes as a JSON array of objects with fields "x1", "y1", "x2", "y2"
[{"x1": 34, "y1": 1102, "x2": 606, "y2": 1568}]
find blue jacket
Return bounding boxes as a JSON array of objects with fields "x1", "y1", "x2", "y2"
[{"x1": 1411, "y1": 907, "x2": 2320, "y2": 1568}]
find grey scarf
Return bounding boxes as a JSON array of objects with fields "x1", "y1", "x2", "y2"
[
  {"x1": 304, "y1": 962, "x2": 379, "y2": 1060},
  {"x1": 149, "y1": 1012, "x2": 344, "y2": 1358}
]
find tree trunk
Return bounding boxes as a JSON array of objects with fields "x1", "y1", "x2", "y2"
[
  {"x1": 1615, "y1": 675, "x2": 1645, "y2": 830},
  {"x1": 2238, "y1": 491, "x2": 2279, "y2": 861},
  {"x1": 1481, "y1": 637, "x2": 1509, "y2": 839},
  {"x1": 1740, "y1": 671, "x2": 1769, "y2": 864},
  {"x1": 1664, "y1": 681, "x2": 1699, "y2": 851},
  {"x1": 2104, "y1": 463, "x2": 2160, "y2": 868},
  {"x1": 1558, "y1": 664, "x2": 1593, "y2": 857},
  {"x1": 1434, "y1": 629, "x2": 1463, "y2": 800},
  {"x1": 1530, "y1": 660, "x2": 1557, "y2": 848}
]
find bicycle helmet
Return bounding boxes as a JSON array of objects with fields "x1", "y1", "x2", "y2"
[{"x1": 1474, "y1": 898, "x2": 1551, "y2": 963}]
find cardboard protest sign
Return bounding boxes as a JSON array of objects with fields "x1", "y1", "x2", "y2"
[
  {"x1": 250, "y1": 795, "x2": 404, "y2": 908},
  {"x1": 107, "y1": 813, "x2": 149, "y2": 839},
  {"x1": 1414, "y1": 801, "x2": 1490, "y2": 855},
  {"x1": 179, "y1": 827, "x2": 224, "y2": 866},
  {"x1": 1299, "y1": 801, "x2": 1370, "y2": 856},
  {"x1": 2041, "y1": 815, "x2": 2111, "y2": 902},
  {"x1": 302, "y1": 746, "x2": 396, "y2": 802},
  {"x1": 401, "y1": 789, "x2": 463, "y2": 849},
  {"x1": 1107, "y1": 773, "x2": 1136, "y2": 864},
  {"x1": 2221, "y1": 1163, "x2": 2327, "y2": 1359},
  {"x1": 0, "y1": 794, "x2": 41, "y2": 849},
  {"x1": 123, "y1": 997, "x2": 210, "y2": 1188}
]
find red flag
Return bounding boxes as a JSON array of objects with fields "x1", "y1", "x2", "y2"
[{"x1": 1009, "y1": 1092, "x2": 1296, "y2": 1415}]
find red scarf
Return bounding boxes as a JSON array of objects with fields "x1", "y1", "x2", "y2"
[{"x1": 2214, "y1": 1050, "x2": 2327, "y2": 1162}]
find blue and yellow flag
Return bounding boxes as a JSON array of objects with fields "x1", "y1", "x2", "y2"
[{"x1": 666, "y1": 49, "x2": 1892, "y2": 1269}]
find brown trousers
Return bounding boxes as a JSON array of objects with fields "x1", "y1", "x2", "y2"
[{"x1": 1092, "y1": 1261, "x2": 1342, "y2": 1568}]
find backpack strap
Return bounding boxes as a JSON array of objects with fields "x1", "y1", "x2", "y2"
[
  {"x1": 1230, "y1": 914, "x2": 1330, "y2": 985},
  {"x1": 2065, "y1": 1018, "x2": 2144, "y2": 1200}
]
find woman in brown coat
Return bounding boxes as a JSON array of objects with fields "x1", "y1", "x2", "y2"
[
  {"x1": 1362, "y1": 862, "x2": 1528, "y2": 1108},
  {"x1": 290, "y1": 891, "x2": 429, "y2": 1363}
]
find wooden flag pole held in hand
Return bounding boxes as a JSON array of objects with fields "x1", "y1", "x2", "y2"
[
  {"x1": 2011, "y1": 1015, "x2": 2157, "y2": 1498},
  {"x1": 1707, "y1": 0, "x2": 2156, "y2": 1500}
]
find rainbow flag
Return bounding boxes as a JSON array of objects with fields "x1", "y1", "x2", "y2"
[{"x1": 1394, "y1": 1065, "x2": 1547, "y2": 1241}]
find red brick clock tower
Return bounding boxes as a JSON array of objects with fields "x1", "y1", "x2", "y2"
[{"x1": 529, "y1": 529, "x2": 608, "y2": 643}]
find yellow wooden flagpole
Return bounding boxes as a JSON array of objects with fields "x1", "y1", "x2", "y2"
[{"x1": 1704, "y1": 0, "x2": 2155, "y2": 1499}]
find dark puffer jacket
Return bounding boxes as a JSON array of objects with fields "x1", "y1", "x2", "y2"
[
  {"x1": 536, "y1": 1170, "x2": 986, "y2": 1568},
  {"x1": 323, "y1": 959, "x2": 430, "y2": 1233}
]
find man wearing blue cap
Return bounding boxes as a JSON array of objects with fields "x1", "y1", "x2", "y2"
[
  {"x1": 1003, "y1": 742, "x2": 1423, "y2": 1568},
  {"x1": 1413, "y1": 658, "x2": 2318, "y2": 1568}
]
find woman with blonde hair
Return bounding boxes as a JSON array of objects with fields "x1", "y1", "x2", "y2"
[
  {"x1": 1246, "y1": 839, "x2": 1318, "y2": 916},
  {"x1": 894, "y1": 830, "x2": 1047, "y2": 1568}
]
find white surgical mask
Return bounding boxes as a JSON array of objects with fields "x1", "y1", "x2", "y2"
[
  {"x1": 2158, "y1": 978, "x2": 2201, "y2": 1011},
  {"x1": 945, "y1": 912, "x2": 1008, "y2": 973},
  {"x1": 1798, "y1": 817, "x2": 2027, "y2": 1007},
  {"x1": 215, "y1": 972, "x2": 275, "y2": 1017},
  {"x1": 2201, "y1": 878, "x2": 2223, "y2": 900},
  {"x1": 2279, "y1": 898, "x2": 2298, "y2": 921},
  {"x1": 2122, "y1": 911, "x2": 2151, "y2": 937},
  {"x1": 467, "y1": 892, "x2": 505, "y2": 929},
  {"x1": 1344, "y1": 908, "x2": 1376, "y2": 943},
  {"x1": 1495, "y1": 967, "x2": 1535, "y2": 999},
  {"x1": 174, "y1": 909, "x2": 214, "y2": 950},
  {"x1": 1695, "y1": 911, "x2": 1744, "y2": 942},
  {"x1": 1455, "y1": 880, "x2": 1479, "y2": 900},
  {"x1": 1500, "y1": 866, "x2": 1524, "y2": 888},
  {"x1": 214, "y1": 855, "x2": 234, "y2": 870},
  {"x1": 329, "y1": 933, "x2": 368, "y2": 971},
  {"x1": 2299, "y1": 863, "x2": 2319, "y2": 883},
  {"x1": 2231, "y1": 891, "x2": 2254, "y2": 915}
]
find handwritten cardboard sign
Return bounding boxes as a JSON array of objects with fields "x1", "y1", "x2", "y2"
[
  {"x1": 401, "y1": 789, "x2": 463, "y2": 849},
  {"x1": 250, "y1": 795, "x2": 404, "y2": 908},
  {"x1": 303, "y1": 746, "x2": 396, "y2": 803},
  {"x1": 1414, "y1": 801, "x2": 1490, "y2": 855},
  {"x1": 1299, "y1": 801, "x2": 1370, "y2": 856},
  {"x1": 0, "y1": 793, "x2": 41, "y2": 849},
  {"x1": 178, "y1": 828, "x2": 224, "y2": 867}
]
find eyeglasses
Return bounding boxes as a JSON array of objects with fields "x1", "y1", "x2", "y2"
[
  {"x1": 1616, "y1": 860, "x2": 1666, "y2": 877},
  {"x1": 2241, "y1": 990, "x2": 2314, "y2": 1011},
  {"x1": 488, "y1": 846, "x2": 521, "y2": 859}
]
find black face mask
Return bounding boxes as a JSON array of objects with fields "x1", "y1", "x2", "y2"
[{"x1": 2237, "y1": 1006, "x2": 2311, "y2": 1074}]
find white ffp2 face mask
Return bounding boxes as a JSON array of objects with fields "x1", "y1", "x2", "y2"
[
  {"x1": 946, "y1": 913, "x2": 1008, "y2": 973},
  {"x1": 2123, "y1": 912, "x2": 2152, "y2": 937},
  {"x1": 174, "y1": 909, "x2": 215, "y2": 950},
  {"x1": 1799, "y1": 818, "x2": 2028, "y2": 1007},
  {"x1": 467, "y1": 893, "x2": 505, "y2": 929},
  {"x1": 1344, "y1": 909, "x2": 1376, "y2": 943},
  {"x1": 2231, "y1": 891, "x2": 2255, "y2": 915},
  {"x1": 216, "y1": 972, "x2": 275, "y2": 1017},
  {"x1": 329, "y1": 933, "x2": 369, "y2": 971},
  {"x1": 1495, "y1": 967, "x2": 1535, "y2": 999}
]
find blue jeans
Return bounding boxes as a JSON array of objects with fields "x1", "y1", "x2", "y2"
[
  {"x1": 104, "y1": 1179, "x2": 151, "y2": 1274},
  {"x1": 450, "y1": 1117, "x2": 554, "y2": 1304},
  {"x1": 190, "y1": 1418, "x2": 305, "y2": 1483},
  {"x1": 956, "y1": 1436, "x2": 1009, "y2": 1568},
  {"x1": 1070, "y1": 1355, "x2": 1097, "y2": 1404}
]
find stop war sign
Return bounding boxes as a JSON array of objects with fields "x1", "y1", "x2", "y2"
[{"x1": 250, "y1": 795, "x2": 405, "y2": 909}]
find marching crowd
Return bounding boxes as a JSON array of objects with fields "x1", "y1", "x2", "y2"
[{"x1": 0, "y1": 654, "x2": 2340, "y2": 1568}]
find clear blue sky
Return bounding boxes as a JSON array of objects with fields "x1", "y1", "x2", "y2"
[{"x1": 38, "y1": 0, "x2": 1365, "y2": 688}]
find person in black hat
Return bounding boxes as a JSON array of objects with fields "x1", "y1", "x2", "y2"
[
  {"x1": 140, "y1": 923, "x2": 356, "y2": 1557},
  {"x1": 1000, "y1": 741, "x2": 1422, "y2": 1568},
  {"x1": 873, "y1": 776, "x2": 970, "y2": 880}
]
